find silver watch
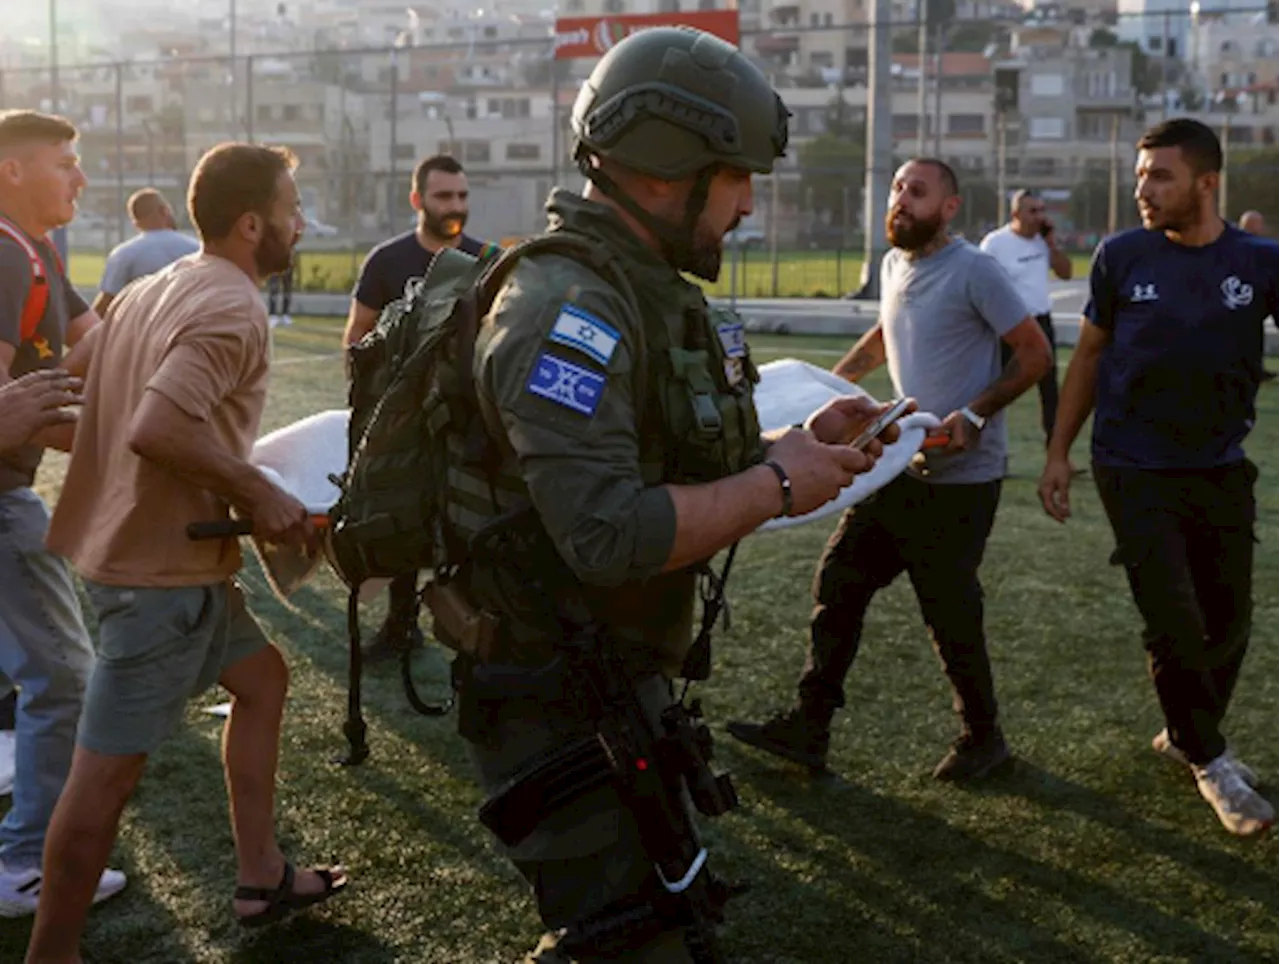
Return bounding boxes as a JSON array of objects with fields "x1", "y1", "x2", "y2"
[{"x1": 960, "y1": 406, "x2": 987, "y2": 431}]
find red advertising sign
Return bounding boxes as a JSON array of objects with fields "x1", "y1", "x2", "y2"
[{"x1": 554, "y1": 10, "x2": 741, "y2": 60}]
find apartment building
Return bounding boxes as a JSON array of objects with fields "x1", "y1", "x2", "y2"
[{"x1": 996, "y1": 20, "x2": 1141, "y2": 192}]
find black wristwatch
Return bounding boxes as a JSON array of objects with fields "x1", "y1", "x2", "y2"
[{"x1": 764, "y1": 459, "x2": 793, "y2": 516}]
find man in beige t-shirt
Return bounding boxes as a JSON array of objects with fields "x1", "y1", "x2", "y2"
[{"x1": 28, "y1": 144, "x2": 347, "y2": 964}]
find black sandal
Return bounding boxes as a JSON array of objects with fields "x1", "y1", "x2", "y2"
[{"x1": 234, "y1": 860, "x2": 348, "y2": 930}]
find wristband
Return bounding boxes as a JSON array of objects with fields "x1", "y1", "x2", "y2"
[{"x1": 763, "y1": 459, "x2": 793, "y2": 517}]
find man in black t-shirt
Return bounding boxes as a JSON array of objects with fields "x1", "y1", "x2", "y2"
[{"x1": 342, "y1": 154, "x2": 498, "y2": 662}]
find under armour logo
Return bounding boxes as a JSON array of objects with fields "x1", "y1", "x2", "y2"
[
  {"x1": 1221, "y1": 276, "x2": 1253, "y2": 310},
  {"x1": 1131, "y1": 283, "x2": 1159, "y2": 303}
]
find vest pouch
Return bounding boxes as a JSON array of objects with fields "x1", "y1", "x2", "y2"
[{"x1": 664, "y1": 346, "x2": 728, "y2": 481}]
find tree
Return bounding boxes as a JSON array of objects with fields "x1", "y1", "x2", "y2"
[
  {"x1": 1121, "y1": 42, "x2": 1157, "y2": 96},
  {"x1": 799, "y1": 101, "x2": 866, "y2": 228},
  {"x1": 1225, "y1": 148, "x2": 1279, "y2": 227},
  {"x1": 799, "y1": 134, "x2": 865, "y2": 227},
  {"x1": 956, "y1": 177, "x2": 998, "y2": 229},
  {"x1": 1070, "y1": 168, "x2": 1112, "y2": 232}
]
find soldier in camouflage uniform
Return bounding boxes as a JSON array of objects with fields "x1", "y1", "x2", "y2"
[{"x1": 448, "y1": 27, "x2": 901, "y2": 962}]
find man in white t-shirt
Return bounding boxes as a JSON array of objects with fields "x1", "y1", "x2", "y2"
[{"x1": 980, "y1": 189, "x2": 1073, "y2": 445}]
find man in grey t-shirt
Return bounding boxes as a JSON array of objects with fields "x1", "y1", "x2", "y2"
[
  {"x1": 90, "y1": 188, "x2": 199, "y2": 316},
  {"x1": 730, "y1": 158, "x2": 1052, "y2": 781}
]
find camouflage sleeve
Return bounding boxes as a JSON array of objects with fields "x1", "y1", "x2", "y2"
[{"x1": 476, "y1": 258, "x2": 676, "y2": 588}]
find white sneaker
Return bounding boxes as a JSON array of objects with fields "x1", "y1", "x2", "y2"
[
  {"x1": 268, "y1": 314, "x2": 282, "y2": 329},
  {"x1": 1152, "y1": 728, "x2": 1258, "y2": 786},
  {"x1": 0, "y1": 730, "x2": 14, "y2": 796},
  {"x1": 280, "y1": 314, "x2": 293, "y2": 327},
  {"x1": 0, "y1": 861, "x2": 128, "y2": 917},
  {"x1": 1193, "y1": 755, "x2": 1276, "y2": 836}
]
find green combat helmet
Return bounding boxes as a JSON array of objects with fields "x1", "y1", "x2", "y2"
[{"x1": 569, "y1": 26, "x2": 790, "y2": 272}]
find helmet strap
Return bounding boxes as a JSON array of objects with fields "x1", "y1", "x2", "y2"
[{"x1": 576, "y1": 152, "x2": 716, "y2": 274}]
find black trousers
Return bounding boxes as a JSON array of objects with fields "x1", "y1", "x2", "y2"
[
  {"x1": 267, "y1": 270, "x2": 293, "y2": 315},
  {"x1": 799, "y1": 474, "x2": 1003, "y2": 736},
  {"x1": 1002, "y1": 312, "x2": 1058, "y2": 445},
  {"x1": 1093, "y1": 461, "x2": 1257, "y2": 765}
]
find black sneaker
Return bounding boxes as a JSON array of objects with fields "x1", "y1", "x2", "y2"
[
  {"x1": 727, "y1": 708, "x2": 831, "y2": 770},
  {"x1": 362, "y1": 618, "x2": 425, "y2": 665},
  {"x1": 932, "y1": 729, "x2": 1011, "y2": 782}
]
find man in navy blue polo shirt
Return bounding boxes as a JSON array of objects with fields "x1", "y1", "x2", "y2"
[
  {"x1": 341, "y1": 154, "x2": 498, "y2": 662},
  {"x1": 1039, "y1": 118, "x2": 1277, "y2": 836}
]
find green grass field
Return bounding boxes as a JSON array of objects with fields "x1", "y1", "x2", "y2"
[
  {"x1": 2, "y1": 320, "x2": 1276, "y2": 964},
  {"x1": 68, "y1": 250, "x2": 1097, "y2": 300}
]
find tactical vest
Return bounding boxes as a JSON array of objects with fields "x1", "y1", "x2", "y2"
[{"x1": 445, "y1": 244, "x2": 765, "y2": 537}]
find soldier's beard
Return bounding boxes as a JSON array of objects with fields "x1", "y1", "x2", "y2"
[{"x1": 669, "y1": 216, "x2": 733, "y2": 282}]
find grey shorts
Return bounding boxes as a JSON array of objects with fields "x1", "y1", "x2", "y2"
[{"x1": 78, "y1": 579, "x2": 269, "y2": 756}]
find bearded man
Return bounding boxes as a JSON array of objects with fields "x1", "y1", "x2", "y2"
[
  {"x1": 728, "y1": 156, "x2": 1053, "y2": 781},
  {"x1": 340, "y1": 153, "x2": 500, "y2": 663},
  {"x1": 29, "y1": 143, "x2": 346, "y2": 964}
]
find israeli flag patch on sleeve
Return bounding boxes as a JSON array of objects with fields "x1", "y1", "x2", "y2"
[
  {"x1": 526, "y1": 352, "x2": 607, "y2": 417},
  {"x1": 548, "y1": 304, "x2": 621, "y2": 368}
]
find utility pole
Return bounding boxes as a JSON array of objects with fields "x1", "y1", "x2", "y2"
[
  {"x1": 49, "y1": 0, "x2": 58, "y2": 112},
  {"x1": 859, "y1": 0, "x2": 893, "y2": 298},
  {"x1": 932, "y1": 20, "x2": 944, "y2": 156},
  {"x1": 1107, "y1": 111, "x2": 1119, "y2": 235},
  {"x1": 996, "y1": 111, "x2": 1007, "y2": 224},
  {"x1": 1160, "y1": 11, "x2": 1170, "y2": 120},
  {"x1": 917, "y1": 4, "x2": 928, "y2": 155},
  {"x1": 1218, "y1": 116, "x2": 1229, "y2": 213},
  {"x1": 229, "y1": 0, "x2": 237, "y2": 139}
]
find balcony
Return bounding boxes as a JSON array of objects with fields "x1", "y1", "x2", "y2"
[
  {"x1": 769, "y1": 0, "x2": 801, "y2": 23},
  {"x1": 755, "y1": 32, "x2": 803, "y2": 55}
]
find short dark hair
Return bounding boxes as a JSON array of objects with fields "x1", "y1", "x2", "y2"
[
  {"x1": 413, "y1": 153, "x2": 464, "y2": 196},
  {"x1": 1137, "y1": 118, "x2": 1223, "y2": 176},
  {"x1": 187, "y1": 143, "x2": 298, "y2": 242},
  {"x1": 0, "y1": 110, "x2": 78, "y2": 154},
  {"x1": 127, "y1": 188, "x2": 168, "y2": 223},
  {"x1": 911, "y1": 157, "x2": 959, "y2": 197}
]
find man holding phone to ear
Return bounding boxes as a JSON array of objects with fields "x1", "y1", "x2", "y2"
[
  {"x1": 730, "y1": 158, "x2": 1052, "y2": 781},
  {"x1": 980, "y1": 189, "x2": 1073, "y2": 448}
]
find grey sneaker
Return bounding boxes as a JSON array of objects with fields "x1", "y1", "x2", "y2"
[
  {"x1": 1152, "y1": 729, "x2": 1258, "y2": 787},
  {"x1": 1193, "y1": 754, "x2": 1275, "y2": 836},
  {"x1": 727, "y1": 707, "x2": 831, "y2": 770}
]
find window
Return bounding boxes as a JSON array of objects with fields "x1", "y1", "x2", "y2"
[
  {"x1": 393, "y1": 142, "x2": 417, "y2": 160},
  {"x1": 283, "y1": 104, "x2": 300, "y2": 122},
  {"x1": 1025, "y1": 156, "x2": 1056, "y2": 176},
  {"x1": 892, "y1": 114, "x2": 920, "y2": 137},
  {"x1": 810, "y1": 12, "x2": 820, "y2": 24},
  {"x1": 1147, "y1": 36, "x2": 1161, "y2": 51},
  {"x1": 126, "y1": 95, "x2": 154, "y2": 113},
  {"x1": 699, "y1": 0, "x2": 717, "y2": 9},
  {"x1": 604, "y1": 0, "x2": 626, "y2": 11},
  {"x1": 464, "y1": 141, "x2": 490, "y2": 164},
  {"x1": 823, "y1": 11, "x2": 833, "y2": 23},
  {"x1": 507, "y1": 142, "x2": 540, "y2": 160},
  {"x1": 1029, "y1": 116, "x2": 1065, "y2": 139},
  {"x1": 257, "y1": 104, "x2": 273, "y2": 123},
  {"x1": 1030, "y1": 74, "x2": 1064, "y2": 97},
  {"x1": 1078, "y1": 113, "x2": 1111, "y2": 140},
  {"x1": 811, "y1": 51, "x2": 835, "y2": 68},
  {"x1": 948, "y1": 113, "x2": 984, "y2": 135}
]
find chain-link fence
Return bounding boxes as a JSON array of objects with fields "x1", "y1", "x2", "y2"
[{"x1": 1, "y1": 6, "x2": 1274, "y2": 298}]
